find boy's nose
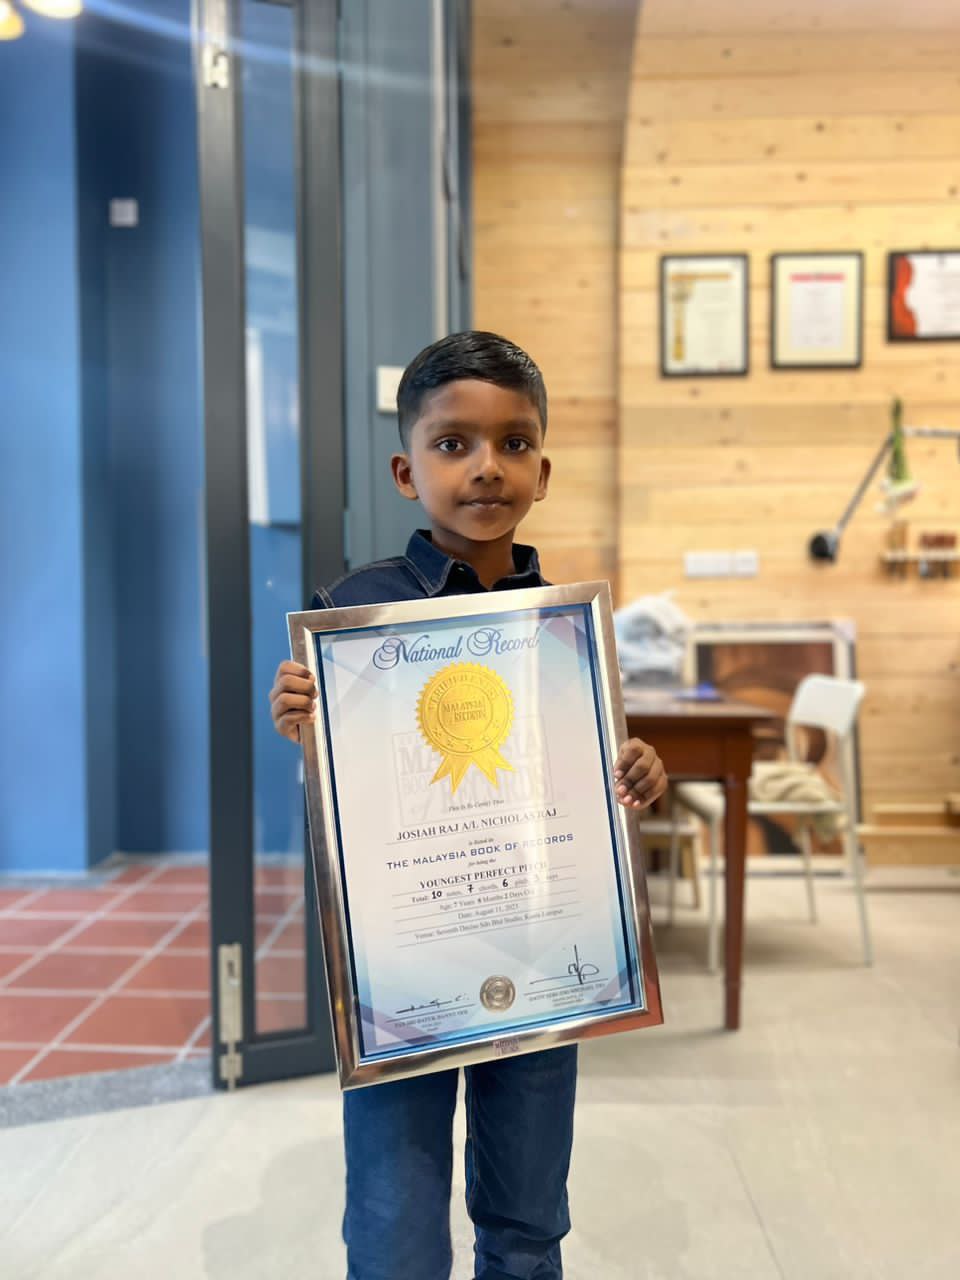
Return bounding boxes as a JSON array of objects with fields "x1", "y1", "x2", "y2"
[{"x1": 473, "y1": 444, "x2": 504, "y2": 482}]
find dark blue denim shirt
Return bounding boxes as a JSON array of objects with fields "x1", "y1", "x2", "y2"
[{"x1": 311, "y1": 529, "x2": 547, "y2": 609}]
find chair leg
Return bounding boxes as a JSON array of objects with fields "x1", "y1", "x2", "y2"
[
  {"x1": 667, "y1": 798, "x2": 681, "y2": 927},
  {"x1": 684, "y1": 831, "x2": 703, "y2": 912},
  {"x1": 845, "y1": 821, "x2": 874, "y2": 966},
  {"x1": 707, "y1": 816, "x2": 720, "y2": 973},
  {"x1": 798, "y1": 824, "x2": 818, "y2": 923}
]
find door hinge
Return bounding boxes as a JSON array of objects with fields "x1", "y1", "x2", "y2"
[
  {"x1": 217, "y1": 942, "x2": 244, "y2": 1090},
  {"x1": 203, "y1": 43, "x2": 230, "y2": 90}
]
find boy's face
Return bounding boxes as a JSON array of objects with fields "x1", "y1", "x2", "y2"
[{"x1": 392, "y1": 379, "x2": 550, "y2": 552}]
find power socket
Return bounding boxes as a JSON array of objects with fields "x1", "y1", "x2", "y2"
[
  {"x1": 684, "y1": 551, "x2": 733, "y2": 578},
  {"x1": 684, "y1": 549, "x2": 760, "y2": 578},
  {"x1": 732, "y1": 550, "x2": 759, "y2": 577},
  {"x1": 376, "y1": 366, "x2": 405, "y2": 414}
]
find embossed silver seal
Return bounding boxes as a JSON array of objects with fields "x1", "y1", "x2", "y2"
[{"x1": 480, "y1": 975, "x2": 516, "y2": 1011}]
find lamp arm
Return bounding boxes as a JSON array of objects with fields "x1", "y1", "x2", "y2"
[
  {"x1": 809, "y1": 425, "x2": 960, "y2": 562},
  {"x1": 833, "y1": 427, "x2": 960, "y2": 535},
  {"x1": 832, "y1": 433, "x2": 893, "y2": 538},
  {"x1": 905, "y1": 426, "x2": 960, "y2": 445}
]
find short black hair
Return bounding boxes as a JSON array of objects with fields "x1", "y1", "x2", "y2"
[{"x1": 396, "y1": 330, "x2": 547, "y2": 447}]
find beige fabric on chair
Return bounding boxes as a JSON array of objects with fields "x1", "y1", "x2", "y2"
[{"x1": 750, "y1": 762, "x2": 846, "y2": 841}]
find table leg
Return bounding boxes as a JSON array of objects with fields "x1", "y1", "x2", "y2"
[{"x1": 723, "y1": 773, "x2": 748, "y2": 1030}]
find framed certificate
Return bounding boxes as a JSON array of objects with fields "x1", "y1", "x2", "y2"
[
  {"x1": 288, "y1": 583, "x2": 663, "y2": 1088},
  {"x1": 771, "y1": 252, "x2": 863, "y2": 369},
  {"x1": 660, "y1": 253, "x2": 749, "y2": 377},
  {"x1": 888, "y1": 250, "x2": 960, "y2": 342}
]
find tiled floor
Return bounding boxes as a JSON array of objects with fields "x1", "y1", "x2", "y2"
[
  {"x1": 0, "y1": 858, "x2": 307, "y2": 1085},
  {"x1": 2, "y1": 869, "x2": 958, "y2": 1279}
]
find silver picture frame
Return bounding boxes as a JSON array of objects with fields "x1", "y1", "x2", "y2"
[{"x1": 288, "y1": 581, "x2": 663, "y2": 1088}]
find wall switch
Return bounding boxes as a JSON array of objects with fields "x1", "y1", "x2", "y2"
[
  {"x1": 109, "y1": 198, "x2": 139, "y2": 228},
  {"x1": 685, "y1": 549, "x2": 760, "y2": 578},
  {"x1": 376, "y1": 366, "x2": 405, "y2": 414},
  {"x1": 732, "y1": 549, "x2": 759, "y2": 577},
  {"x1": 684, "y1": 551, "x2": 733, "y2": 579}
]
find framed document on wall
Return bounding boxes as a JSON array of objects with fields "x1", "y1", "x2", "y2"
[
  {"x1": 771, "y1": 252, "x2": 863, "y2": 370},
  {"x1": 888, "y1": 251, "x2": 960, "y2": 341},
  {"x1": 659, "y1": 253, "x2": 749, "y2": 377},
  {"x1": 289, "y1": 583, "x2": 663, "y2": 1088}
]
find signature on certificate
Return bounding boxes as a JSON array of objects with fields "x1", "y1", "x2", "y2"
[
  {"x1": 529, "y1": 944, "x2": 600, "y2": 988},
  {"x1": 393, "y1": 993, "x2": 471, "y2": 1017}
]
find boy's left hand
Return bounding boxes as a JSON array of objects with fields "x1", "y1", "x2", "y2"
[{"x1": 613, "y1": 738, "x2": 667, "y2": 810}]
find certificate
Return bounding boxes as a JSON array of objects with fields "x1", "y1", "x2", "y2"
[
  {"x1": 888, "y1": 251, "x2": 960, "y2": 342},
  {"x1": 660, "y1": 253, "x2": 749, "y2": 377},
  {"x1": 288, "y1": 582, "x2": 663, "y2": 1088},
  {"x1": 771, "y1": 252, "x2": 863, "y2": 369}
]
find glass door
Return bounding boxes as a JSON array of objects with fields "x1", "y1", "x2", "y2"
[{"x1": 196, "y1": 0, "x2": 343, "y2": 1087}]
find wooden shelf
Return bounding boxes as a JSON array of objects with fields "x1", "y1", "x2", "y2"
[
  {"x1": 859, "y1": 824, "x2": 960, "y2": 866},
  {"x1": 880, "y1": 550, "x2": 958, "y2": 577},
  {"x1": 881, "y1": 551, "x2": 960, "y2": 563}
]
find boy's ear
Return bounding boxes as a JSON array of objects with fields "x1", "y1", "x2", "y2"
[
  {"x1": 391, "y1": 453, "x2": 419, "y2": 501},
  {"x1": 534, "y1": 454, "x2": 551, "y2": 502}
]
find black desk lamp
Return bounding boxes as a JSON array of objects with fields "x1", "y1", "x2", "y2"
[{"x1": 808, "y1": 401, "x2": 960, "y2": 562}]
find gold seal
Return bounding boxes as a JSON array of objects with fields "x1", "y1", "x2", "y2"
[
  {"x1": 480, "y1": 976, "x2": 516, "y2": 1012},
  {"x1": 417, "y1": 662, "x2": 514, "y2": 794}
]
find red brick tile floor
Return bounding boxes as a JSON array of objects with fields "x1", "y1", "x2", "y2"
[{"x1": 0, "y1": 856, "x2": 307, "y2": 1086}]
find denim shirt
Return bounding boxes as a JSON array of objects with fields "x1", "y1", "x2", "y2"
[{"x1": 311, "y1": 529, "x2": 547, "y2": 609}]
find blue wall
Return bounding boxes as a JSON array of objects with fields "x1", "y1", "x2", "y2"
[
  {"x1": 0, "y1": 3, "x2": 206, "y2": 872},
  {"x1": 0, "y1": 21, "x2": 89, "y2": 874},
  {"x1": 341, "y1": 0, "x2": 472, "y2": 569},
  {"x1": 77, "y1": 4, "x2": 207, "y2": 855}
]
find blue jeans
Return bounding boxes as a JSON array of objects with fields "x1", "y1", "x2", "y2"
[{"x1": 342, "y1": 1045, "x2": 578, "y2": 1280}]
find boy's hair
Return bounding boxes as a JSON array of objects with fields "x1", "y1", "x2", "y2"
[{"x1": 396, "y1": 331, "x2": 547, "y2": 447}]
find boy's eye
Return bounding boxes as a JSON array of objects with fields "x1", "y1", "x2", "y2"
[
  {"x1": 436, "y1": 438, "x2": 464, "y2": 453},
  {"x1": 505, "y1": 437, "x2": 531, "y2": 453}
]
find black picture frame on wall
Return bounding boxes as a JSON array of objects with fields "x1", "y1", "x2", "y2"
[
  {"x1": 659, "y1": 253, "x2": 749, "y2": 379},
  {"x1": 770, "y1": 252, "x2": 864, "y2": 371},
  {"x1": 887, "y1": 250, "x2": 960, "y2": 343}
]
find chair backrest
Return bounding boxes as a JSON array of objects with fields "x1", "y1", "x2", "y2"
[{"x1": 787, "y1": 674, "x2": 865, "y2": 739}]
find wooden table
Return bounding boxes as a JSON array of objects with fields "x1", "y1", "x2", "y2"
[{"x1": 624, "y1": 693, "x2": 774, "y2": 1031}]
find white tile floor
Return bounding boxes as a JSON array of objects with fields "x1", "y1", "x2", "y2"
[{"x1": 2, "y1": 867, "x2": 958, "y2": 1279}]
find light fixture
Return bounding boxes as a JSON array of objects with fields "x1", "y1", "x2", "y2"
[
  {"x1": 0, "y1": 0, "x2": 25, "y2": 40},
  {"x1": 808, "y1": 404, "x2": 960, "y2": 562},
  {"x1": 22, "y1": 0, "x2": 84, "y2": 18}
]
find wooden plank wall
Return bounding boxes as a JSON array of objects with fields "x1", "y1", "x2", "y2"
[
  {"x1": 619, "y1": 0, "x2": 960, "y2": 816},
  {"x1": 472, "y1": 0, "x2": 637, "y2": 586}
]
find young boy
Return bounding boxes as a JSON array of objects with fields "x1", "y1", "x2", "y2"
[{"x1": 270, "y1": 331, "x2": 666, "y2": 1280}]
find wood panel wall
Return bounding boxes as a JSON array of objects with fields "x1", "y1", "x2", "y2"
[
  {"x1": 619, "y1": 0, "x2": 960, "y2": 816},
  {"x1": 472, "y1": 0, "x2": 637, "y2": 586}
]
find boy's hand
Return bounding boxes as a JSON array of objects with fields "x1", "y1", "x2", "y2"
[
  {"x1": 613, "y1": 738, "x2": 667, "y2": 810},
  {"x1": 270, "y1": 661, "x2": 318, "y2": 743}
]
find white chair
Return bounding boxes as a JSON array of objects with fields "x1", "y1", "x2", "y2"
[
  {"x1": 635, "y1": 808, "x2": 703, "y2": 912},
  {"x1": 672, "y1": 675, "x2": 873, "y2": 970}
]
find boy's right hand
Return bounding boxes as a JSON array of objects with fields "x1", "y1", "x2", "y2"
[{"x1": 269, "y1": 661, "x2": 318, "y2": 743}]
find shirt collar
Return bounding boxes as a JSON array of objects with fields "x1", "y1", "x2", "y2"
[{"x1": 404, "y1": 529, "x2": 545, "y2": 596}]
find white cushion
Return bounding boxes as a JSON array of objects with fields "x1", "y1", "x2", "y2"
[{"x1": 674, "y1": 781, "x2": 724, "y2": 822}]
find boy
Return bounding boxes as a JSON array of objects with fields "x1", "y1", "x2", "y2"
[{"x1": 270, "y1": 332, "x2": 666, "y2": 1280}]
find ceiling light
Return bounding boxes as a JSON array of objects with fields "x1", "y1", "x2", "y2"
[
  {"x1": 0, "y1": 1, "x2": 25, "y2": 40},
  {"x1": 22, "y1": 0, "x2": 85, "y2": 18}
]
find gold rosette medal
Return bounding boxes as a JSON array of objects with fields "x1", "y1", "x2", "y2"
[{"x1": 417, "y1": 662, "x2": 514, "y2": 794}]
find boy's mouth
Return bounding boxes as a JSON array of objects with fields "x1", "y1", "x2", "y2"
[{"x1": 463, "y1": 497, "x2": 509, "y2": 507}]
